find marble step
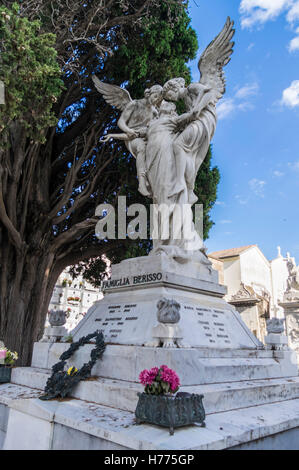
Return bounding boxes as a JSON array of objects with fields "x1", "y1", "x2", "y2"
[
  {"x1": 32, "y1": 342, "x2": 298, "y2": 385},
  {"x1": 11, "y1": 367, "x2": 299, "y2": 414},
  {"x1": 2, "y1": 387, "x2": 299, "y2": 450}
]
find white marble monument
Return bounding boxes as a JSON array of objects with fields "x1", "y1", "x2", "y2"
[{"x1": 1, "y1": 18, "x2": 299, "y2": 450}]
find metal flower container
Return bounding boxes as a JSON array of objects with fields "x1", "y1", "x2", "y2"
[
  {"x1": 0, "y1": 366, "x2": 12, "y2": 384},
  {"x1": 135, "y1": 392, "x2": 205, "y2": 435}
]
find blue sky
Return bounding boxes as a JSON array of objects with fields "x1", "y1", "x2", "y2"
[{"x1": 187, "y1": 0, "x2": 299, "y2": 261}]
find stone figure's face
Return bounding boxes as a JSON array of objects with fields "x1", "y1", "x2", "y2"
[
  {"x1": 159, "y1": 101, "x2": 177, "y2": 117},
  {"x1": 148, "y1": 86, "x2": 163, "y2": 107},
  {"x1": 163, "y1": 78, "x2": 185, "y2": 102}
]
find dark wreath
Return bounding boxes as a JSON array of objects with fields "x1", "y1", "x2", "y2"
[{"x1": 39, "y1": 330, "x2": 105, "y2": 401}]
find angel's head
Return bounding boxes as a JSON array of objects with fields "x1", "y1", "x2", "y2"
[
  {"x1": 144, "y1": 85, "x2": 163, "y2": 107},
  {"x1": 159, "y1": 101, "x2": 177, "y2": 117},
  {"x1": 163, "y1": 78, "x2": 185, "y2": 102}
]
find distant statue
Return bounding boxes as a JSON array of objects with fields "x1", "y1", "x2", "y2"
[
  {"x1": 283, "y1": 257, "x2": 299, "y2": 301},
  {"x1": 286, "y1": 257, "x2": 299, "y2": 292},
  {"x1": 93, "y1": 18, "x2": 235, "y2": 263}
]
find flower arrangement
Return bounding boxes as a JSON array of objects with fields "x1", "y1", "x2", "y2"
[
  {"x1": 67, "y1": 296, "x2": 81, "y2": 302},
  {"x1": 0, "y1": 347, "x2": 18, "y2": 366},
  {"x1": 139, "y1": 365, "x2": 180, "y2": 395},
  {"x1": 67, "y1": 366, "x2": 78, "y2": 376}
]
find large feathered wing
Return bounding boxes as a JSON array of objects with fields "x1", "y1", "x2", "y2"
[
  {"x1": 198, "y1": 17, "x2": 235, "y2": 100},
  {"x1": 92, "y1": 76, "x2": 132, "y2": 111}
]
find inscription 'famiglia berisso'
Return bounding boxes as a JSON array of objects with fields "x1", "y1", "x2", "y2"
[{"x1": 102, "y1": 272, "x2": 163, "y2": 289}]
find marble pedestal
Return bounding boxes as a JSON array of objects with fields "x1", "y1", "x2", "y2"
[
  {"x1": 1, "y1": 255, "x2": 299, "y2": 450},
  {"x1": 41, "y1": 326, "x2": 67, "y2": 343},
  {"x1": 280, "y1": 300, "x2": 299, "y2": 361},
  {"x1": 72, "y1": 255, "x2": 262, "y2": 352}
]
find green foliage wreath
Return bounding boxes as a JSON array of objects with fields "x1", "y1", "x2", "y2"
[{"x1": 40, "y1": 330, "x2": 105, "y2": 401}]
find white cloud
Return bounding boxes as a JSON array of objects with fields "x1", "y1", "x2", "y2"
[
  {"x1": 235, "y1": 82, "x2": 259, "y2": 99},
  {"x1": 288, "y1": 160, "x2": 299, "y2": 170},
  {"x1": 289, "y1": 35, "x2": 299, "y2": 50},
  {"x1": 240, "y1": 0, "x2": 292, "y2": 28},
  {"x1": 249, "y1": 178, "x2": 266, "y2": 197},
  {"x1": 273, "y1": 170, "x2": 285, "y2": 176},
  {"x1": 235, "y1": 195, "x2": 249, "y2": 205},
  {"x1": 217, "y1": 99, "x2": 235, "y2": 120},
  {"x1": 289, "y1": 27, "x2": 299, "y2": 51},
  {"x1": 287, "y1": 1, "x2": 299, "y2": 22},
  {"x1": 238, "y1": 101, "x2": 255, "y2": 112},
  {"x1": 240, "y1": 0, "x2": 299, "y2": 52},
  {"x1": 217, "y1": 83, "x2": 259, "y2": 119},
  {"x1": 281, "y1": 80, "x2": 299, "y2": 107}
]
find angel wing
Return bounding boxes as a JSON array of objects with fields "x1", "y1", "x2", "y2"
[
  {"x1": 198, "y1": 17, "x2": 235, "y2": 100},
  {"x1": 92, "y1": 75, "x2": 132, "y2": 111}
]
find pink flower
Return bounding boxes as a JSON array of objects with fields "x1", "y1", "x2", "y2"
[
  {"x1": 139, "y1": 368, "x2": 157, "y2": 386},
  {"x1": 160, "y1": 365, "x2": 180, "y2": 391},
  {"x1": 139, "y1": 365, "x2": 180, "y2": 393},
  {"x1": 0, "y1": 349, "x2": 6, "y2": 360}
]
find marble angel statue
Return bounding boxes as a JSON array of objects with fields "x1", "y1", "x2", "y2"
[
  {"x1": 92, "y1": 17, "x2": 235, "y2": 262},
  {"x1": 92, "y1": 77, "x2": 163, "y2": 197}
]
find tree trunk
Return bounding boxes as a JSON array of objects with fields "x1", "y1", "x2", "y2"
[{"x1": 0, "y1": 234, "x2": 58, "y2": 365}]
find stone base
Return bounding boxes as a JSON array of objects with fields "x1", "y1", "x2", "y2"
[
  {"x1": 9, "y1": 366, "x2": 299, "y2": 414},
  {"x1": 40, "y1": 326, "x2": 68, "y2": 343},
  {"x1": 0, "y1": 338, "x2": 298, "y2": 449},
  {"x1": 71, "y1": 256, "x2": 262, "y2": 351},
  {"x1": 265, "y1": 335, "x2": 289, "y2": 353},
  {"x1": 1, "y1": 256, "x2": 298, "y2": 450},
  {"x1": 30, "y1": 342, "x2": 298, "y2": 386},
  {"x1": 1, "y1": 384, "x2": 299, "y2": 450}
]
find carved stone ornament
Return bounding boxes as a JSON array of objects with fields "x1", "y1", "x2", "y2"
[
  {"x1": 48, "y1": 309, "x2": 67, "y2": 327},
  {"x1": 286, "y1": 313, "x2": 299, "y2": 347},
  {"x1": 157, "y1": 298, "x2": 181, "y2": 324},
  {"x1": 266, "y1": 318, "x2": 285, "y2": 335},
  {"x1": 284, "y1": 291, "x2": 299, "y2": 302},
  {"x1": 145, "y1": 298, "x2": 190, "y2": 349},
  {"x1": 229, "y1": 284, "x2": 259, "y2": 306}
]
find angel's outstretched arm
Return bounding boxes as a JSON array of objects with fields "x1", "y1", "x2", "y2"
[
  {"x1": 175, "y1": 92, "x2": 215, "y2": 127},
  {"x1": 175, "y1": 111, "x2": 198, "y2": 127},
  {"x1": 191, "y1": 84, "x2": 217, "y2": 111},
  {"x1": 100, "y1": 133, "x2": 132, "y2": 143},
  {"x1": 194, "y1": 89, "x2": 221, "y2": 116},
  {"x1": 174, "y1": 90, "x2": 219, "y2": 130}
]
